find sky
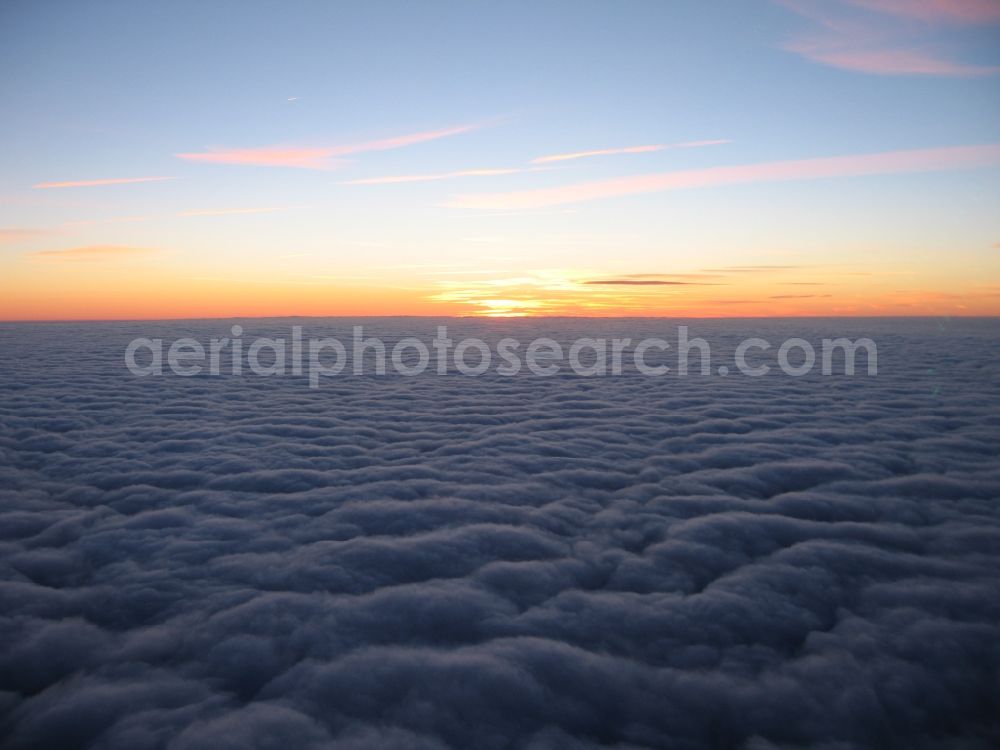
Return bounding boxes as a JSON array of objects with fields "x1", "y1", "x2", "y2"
[{"x1": 1, "y1": 0, "x2": 999, "y2": 320}]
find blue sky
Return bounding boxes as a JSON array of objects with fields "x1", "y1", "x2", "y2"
[{"x1": 1, "y1": 0, "x2": 999, "y2": 318}]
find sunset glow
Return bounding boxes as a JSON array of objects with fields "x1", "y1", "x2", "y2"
[{"x1": 1, "y1": 1, "x2": 998, "y2": 320}]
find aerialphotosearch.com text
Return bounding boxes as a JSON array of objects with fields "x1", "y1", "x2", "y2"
[{"x1": 124, "y1": 325, "x2": 878, "y2": 387}]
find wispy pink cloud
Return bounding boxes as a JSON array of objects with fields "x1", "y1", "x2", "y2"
[
  {"x1": 675, "y1": 140, "x2": 734, "y2": 149},
  {"x1": 445, "y1": 144, "x2": 1000, "y2": 210},
  {"x1": 176, "y1": 124, "x2": 479, "y2": 169},
  {"x1": 532, "y1": 145, "x2": 664, "y2": 164},
  {"x1": 787, "y1": 44, "x2": 1000, "y2": 75},
  {"x1": 334, "y1": 125, "x2": 476, "y2": 155},
  {"x1": 531, "y1": 140, "x2": 729, "y2": 164},
  {"x1": 175, "y1": 146, "x2": 338, "y2": 169},
  {"x1": 30, "y1": 245, "x2": 153, "y2": 262},
  {"x1": 177, "y1": 205, "x2": 306, "y2": 217},
  {"x1": 778, "y1": 0, "x2": 1000, "y2": 76},
  {"x1": 341, "y1": 167, "x2": 543, "y2": 185},
  {"x1": 62, "y1": 216, "x2": 154, "y2": 227},
  {"x1": 0, "y1": 227, "x2": 47, "y2": 244},
  {"x1": 847, "y1": 0, "x2": 1000, "y2": 24},
  {"x1": 33, "y1": 176, "x2": 176, "y2": 189}
]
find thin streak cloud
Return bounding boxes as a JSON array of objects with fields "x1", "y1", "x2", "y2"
[
  {"x1": 704, "y1": 265, "x2": 803, "y2": 272},
  {"x1": 531, "y1": 140, "x2": 729, "y2": 164},
  {"x1": 177, "y1": 206, "x2": 306, "y2": 217},
  {"x1": 770, "y1": 293, "x2": 833, "y2": 298},
  {"x1": 176, "y1": 124, "x2": 481, "y2": 169},
  {"x1": 333, "y1": 125, "x2": 478, "y2": 155},
  {"x1": 32, "y1": 176, "x2": 177, "y2": 189},
  {"x1": 29, "y1": 245, "x2": 153, "y2": 261},
  {"x1": 532, "y1": 145, "x2": 665, "y2": 164},
  {"x1": 623, "y1": 273, "x2": 725, "y2": 280},
  {"x1": 445, "y1": 144, "x2": 1000, "y2": 210},
  {"x1": 341, "y1": 167, "x2": 540, "y2": 185},
  {"x1": 0, "y1": 227, "x2": 47, "y2": 243}
]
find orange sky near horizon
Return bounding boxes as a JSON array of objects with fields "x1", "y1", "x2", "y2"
[{"x1": 3, "y1": 253, "x2": 999, "y2": 320}]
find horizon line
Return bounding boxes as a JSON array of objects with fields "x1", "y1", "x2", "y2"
[{"x1": 3, "y1": 313, "x2": 997, "y2": 324}]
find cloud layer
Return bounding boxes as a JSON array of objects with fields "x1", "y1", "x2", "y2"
[{"x1": 0, "y1": 318, "x2": 998, "y2": 748}]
